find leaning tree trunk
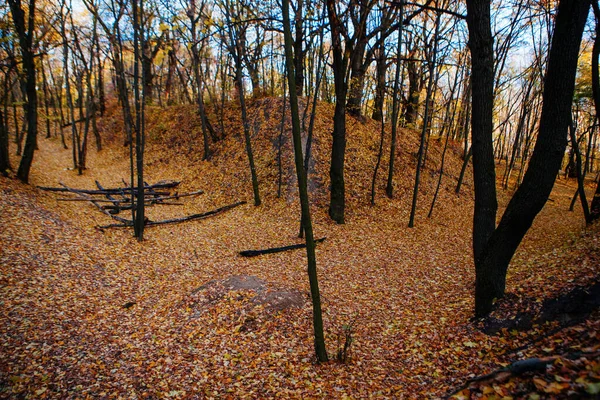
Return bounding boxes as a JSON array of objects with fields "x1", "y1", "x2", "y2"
[
  {"x1": 472, "y1": 0, "x2": 591, "y2": 317},
  {"x1": 236, "y1": 64, "x2": 261, "y2": 206},
  {"x1": 408, "y1": 11, "x2": 440, "y2": 228}
]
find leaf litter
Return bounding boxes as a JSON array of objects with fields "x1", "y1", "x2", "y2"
[{"x1": 0, "y1": 98, "x2": 598, "y2": 398}]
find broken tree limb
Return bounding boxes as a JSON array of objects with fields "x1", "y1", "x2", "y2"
[
  {"x1": 146, "y1": 189, "x2": 204, "y2": 203},
  {"x1": 97, "y1": 200, "x2": 247, "y2": 229},
  {"x1": 56, "y1": 189, "x2": 202, "y2": 204},
  {"x1": 38, "y1": 180, "x2": 180, "y2": 195},
  {"x1": 95, "y1": 180, "x2": 124, "y2": 214},
  {"x1": 239, "y1": 238, "x2": 326, "y2": 257},
  {"x1": 445, "y1": 356, "x2": 557, "y2": 397},
  {"x1": 58, "y1": 183, "x2": 131, "y2": 224},
  {"x1": 101, "y1": 201, "x2": 184, "y2": 211}
]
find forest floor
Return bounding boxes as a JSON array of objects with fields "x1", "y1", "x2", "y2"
[{"x1": 1, "y1": 100, "x2": 599, "y2": 398}]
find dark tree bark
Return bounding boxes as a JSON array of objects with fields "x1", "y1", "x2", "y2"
[
  {"x1": 590, "y1": 0, "x2": 600, "y2": 222},
  {"x1": 293, "y1": 0, "x2": 305, "y2": 97},
  {"x1": 9, "y1": 0, "x2": 38, "y2": 184},
  {"x1": 0, "y1": 70, "x2": 12, "y2": 175},
  {"x1": 568, "y1": 117, "x2": 591, "y2": 223},
  {"x1": 326, "y1": 0, "x2": 350, "y2": 224},
  {"x1": 188, "y1": 0, "x2": 212, "y2": 160},
  {"x1": 386, "y1": 9, "x2": 405, "y2": 198},
  {"x1": 471, "y1": 0, "x2": 591, "y2": 317},
  {"x1": 403, "y1": 49, "x2": 424, "y2": 126},
  {"x1": 408, "y1": 11, "x2": 440, "y2": 228},
  {"x1": 0, "y1": 110, "x2": 9, "y2": 176},
  {"x1": 132, "y1": 0, "x2": 147, "y2": 240},
  {"x1": 40, "y1": 55, "x2": 51, "y2": 139},
  {"x1": 465, "y1": 0, "x2": 498, "y2": 264},
  {"x1": 283, "y1": 0, "x2": 328, "y2": 362},
  {"x1": 371, "y1": 41, "x2": 387, "y2": 122}
]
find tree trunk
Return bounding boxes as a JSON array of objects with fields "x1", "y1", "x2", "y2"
[
  {"x1": 590, "y1": 0, "x2": 600, "y2": 222},
  {"x1": 466, "y1": 0, "x2": 498, "y2": 264},
  {"x1": 473, "y1": 0, "x2": 591, "y2": 317},
  {"x1": 386, "y1": 12, "x2": 405, "y2": 198},
  {"x1": 346, "y1": 40, "x2": 367, "y2": 117},
  {"x1": 326, "y1": 0, "x2": 348, "y2": 224},
  {"x1": 0, "y1": 110, "x2": 9, "y2": 176},
  {"x1": 408, "y1": 11, "x2": 440, "y2": 228},
  {"x1": 371, "y1": 43, "x2": 387, "y2": 122},
  {"x1": 282, "y1": 0, "x2": 328, "y2": 362},
  {"x1": 9, "y1": 0, "x2": 38, "y2": 184},
  {"x1": 293, "y1": 0, "x2": 305, "y2": 97},
  {"x1": 404, "y1": 52, "x2": 422, "y2": 127},
  {"x1": 569, "y1": 116, "x2": 591, "y2": 223},
  {"x1": 236, "y1": 64, "x2": 261, "y2": 206}
]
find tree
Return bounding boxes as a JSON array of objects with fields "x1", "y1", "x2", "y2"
[
  {"x1": 282, "y1": 0, "x2": 328, "y2": 362},
  {"x1": 467, "y1": 0, "x2": 592, "y2": 317},
  {"x1": 8, "y1": 0, "x2": 37, "y2": 183},
  {"x1": 590, "y1": 0, "x2": 600, "y2": 222},
  {"x1": 408, "y1": 9, "x2": 440, "y2": 228},
  {"x1": 219, "y1": 0, "x2": 261, "y2": 206},
  {"x1": 0, "y1": 110, "x2": 8, "y2": 176},
  {"x1": 132, "y1": 0, "x2": 147, "y2": 240}
]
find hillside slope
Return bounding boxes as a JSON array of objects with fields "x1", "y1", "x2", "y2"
[{"x1": 135, "y1": 97, "x2": 472, "y2": 220}]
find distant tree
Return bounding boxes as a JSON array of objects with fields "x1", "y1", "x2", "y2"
[
  {"x1": 8, "y1": 0, "x2": 37, "y2": 183},
  {"x1": 219, "y1": 0, "x2": 261, "y2": 206}
]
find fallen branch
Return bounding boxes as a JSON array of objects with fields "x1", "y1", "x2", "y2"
[
  {"x1": 239, "y1": 238, "x2": 326, "y2": 257},
  {"x1": 97, "y1": 201, "x2": 247, "y2": 229},
  {"x1": 58, "y1": 183, "x2": 130, "y2": 224},
  {"x1": 146, "y1": 189, "x2": 204, "y2": 203},
  {"x1": 38, "y1": 180, "x2": 180, "y2": 195},
  {"x1": 96, "y1": 180, "x2": 126, "y2": 214},
  {"x1": 445, "y1": 357, "x2": 557, "y2": 398}
]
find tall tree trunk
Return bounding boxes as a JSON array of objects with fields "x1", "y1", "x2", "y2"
[
  {"x1": 293, "y1": 0, "x2": 305, "y2": 97},
  {"x1": 132, "y1": 0, "x2": 146, "y2": 240},
  {"x1": 371, "y1": 42, "x2": 387, "y2": 122},
  {"x1": 346, "y1": 40, "x2": 367, "y2": 117},
  {"x1": 465, "y1": 0, "x2": 498, "y2": 264},
  {"x1": 472, "y1": 0, "x2": 591, "y2": 317},
  {"x1": 404, "y1": 53, "x2": 422, "y2": 127},
  {"x1": 282, "y1": 0, "x2": 328, "y2": 362},
  {"x1": 0, "y1": 111, "x2": 9, "y2": 176},
  {"x1": 408, "y1": 11, "x2": 440, "y2": 228},
  {"x1": 590, "y1": 0, "x2": 600, "y2": 222},
  {"x1": 386, "y1": 11, "x2": 405, "y2": 198},
  {"x1": 569, "y1": 116, "x2": 591, "y2": 223},
  {"x1": 236, "y1": 64, "x2": 261, "y2": 206},
  {"x1": 40, "y1": 55, "x2": 52, "y2": 139},
  {"x1": 326, "y1": 0, "x2": 348, "y2": 224},
  {"x1": 9, "y1": 0, "x2": 38, "y2": 184},
  {"x1": 1, "y1": 75, "x2": 11, "y2": 174}
]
